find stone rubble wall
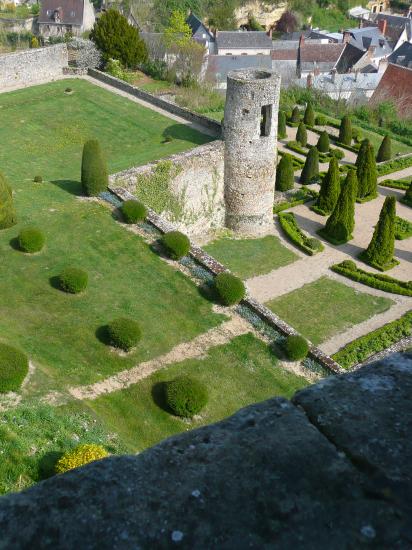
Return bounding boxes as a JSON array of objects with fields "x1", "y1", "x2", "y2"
[
  {"x1": 0, "y1": 352, "x2": 410, "y2": 548},
  {"x1": 0, "y1": 44, "x2": 68, "y2": 90},
  {"x1": 110, "y1": 141, "x2": 226, "y2": 237}
]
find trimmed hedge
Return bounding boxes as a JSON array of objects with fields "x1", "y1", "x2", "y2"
[
  {"x1": 286, "y1": 140, "x2": 307, "y2": 156},
  {"x1": 296, "y1": 122, "x2": 307, "y2": 147},
  {"x1": 339, "y1": 115, "x2": 352, "y2": 146},
  {"x1": 300, "y1": 147, "x2": 319, "y2": 185},
  {"x1": 360, "y1": 196, "x2": 397, "y2": 271},
  {"x1": 379, "y1": 179, "x2": 410, "y2": 190},
  {"x1": 275, "y1": 153, "x2": 294, "y2": 192},
  {"x1": 278, "y1": 212, "x2": 323, "y2": 255},
  {"x1": 317, "y1": 131, "x2": 330, "y2": 153},
  {"x1": 121, "y1": 200, "x2": 148, "y2": 223},
  {"x1": 161, "y1": 231, "x2": 190, "y2": 260},
  {"x1": 290, "y1": 106, "x2": 300, "y2": 123},
  {"x1": 332, "y1": 311, "x2": 412, "y2": 369},
  {"x1": 376, "y1": 155, "x2": 412, "y2": 177},
  {"x1": 55, "y1": 444, "x2": 108, "y2": 474},
  {"x1": 33, "y1": 175, "x2": 43, "y2": 183},
  {"x1": 215, "y1": 272, "x2": 245, "y2": 306},
  {"x1": 58, "y1": 268, "x2": 88, "y2": 294},
  {"x1": 0, "y1": 343, "x2": 29, "y2": 393},
  {"x1": 106, "y1": 317, "x2": 142, "y2": 351},
  {"x1": 278, "y1": 110, "x2": 287, "y2": 139},
  {"x1": 394, "y1": 216, "x2": 412, "y2": 240},
  {"x1": 376, "y1": 135, "x2": 391, "y2": 162},
  {"x1": 279, "y1": 150, "x2": 305, "y2": 169},
  {"x1": 18, "y1": 227, "x2": 45, "y2": 253},
  {"x1": 331, "y1": 260, "x2": 412, "y2": 297},
  {"x1": 285, "y1": 335, "x2": 309, "y2": 361},
  {"x1": 81, "y1": 139, "x2": 108, "y2": 196},
  {"x1": 165, "y1": 376, "x2": 208, "y2": 418}
]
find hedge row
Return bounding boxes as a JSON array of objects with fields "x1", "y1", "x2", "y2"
[
  {"x1": 376, "y1": 155, "x2": 412, "y2": 177},
  {"x1": 331, "y1": 260, "x2": 412, "y2": 297},
  {"x1": 332, "y1": 311, "x2": 412, "y2": 369},
  {"x1": 394, "y1": 216, "x2": 412, "y2": 240},
  {"x1": 278, "y1": 212, "x2": 324, "y2": 255},
  {"x1": 379, "y1": 179, "x2": 410, "y2": 191},
  {"x1": 273, "y1": 189, "x2": 318, "y2": 213}
]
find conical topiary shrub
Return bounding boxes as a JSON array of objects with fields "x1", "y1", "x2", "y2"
[
  {"x1": 360, "y1": 196, "x2": 398, "y2": 270},
  {"x1": 318, "y1": 169, "x2": 357, "y2": 244},
  {"x1": 278, "y1": 110, "x2": 287, "y2": 139},
  {"x1": 0, "y1": 172, "x2": 17, "y2": 229},
  {"x1": 300, "y1": 146, "x2": 319, "y2": 184},
  {"x1": 275, "y1": 154, "x2": 294, "y2": 192},
  {"x1": 303, "y1": 103, "x2": 315, "y2": 127},
  {"x1": 316, "y1": 131, "x2": 330, "y2": 153},
  {"x1": 338, "y1": 115, "x2": 352, "y2": 146},
  {"x1": 355, "y1": 139, "x2": 369, "y2": 169},
  {"x1": 291, "y1": 106, "x2": 300, "y2": 123},
  {"x1": 81, "y1": 139, "x2": 108, "y2": 196},
  {"x1": 314, "y1": 157, "x2": 340, "y2": 215},
  {"x1": 296, "y1": 122, "x2": 307, "y2": 147},
  {"x1": 402, "y1": 180, "x2": 412, "y2": 207},
  {"x1": 376, "y1": 135, "x2": 391, "y2": 162},
  {"x1": 357, "y1": 141, "x2": 377, "y2": 201}
]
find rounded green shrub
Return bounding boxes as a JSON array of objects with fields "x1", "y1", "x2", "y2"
[
  {"x1": 317, "y1": 131, "x2": 330, "y2": 153},
  {"x1": 290, "y1": 106, "x2": 300, "y2": 123},
  {"x1": 0, "y1": 343, "x2": 29, "y2": 393},
  {"x1": 285, "y1": 335, "x2": 309, "y2": 361},
  {"x1": 0, "y1": 172, "x2": 17, "y2": 230},
  {"x1": 121, "y1": 200, "x2": 148, "y2": 223},
  {"x1": 58, "y1": 268, "x2": 88, "y2": 294},
  {"x1": 33, "y1": 175, "x2": 43, "y2": 183},
  {"x1": 340, "y1": 259, "x2": 357, "y2": 271},
  {"x1": 331, "y1": 148, "x2": 345, "y2": 160},
  {"x1": 106, "y1": 317, "x2": 142, "y2": 351},
  {"x1": 81, "y1": 139, "x2": 108, "y2": 196},
  {"x1": 215, "y1": 272, "x2": 246, "y2": 306},
  {"x1": 303, "y1": 103, "x2": 315, "y2": 127},
  {"x1": 55, "y1": 444, "x2": 108, "y2": 474},
  {"x1": 161, "y1": 230, "x2": 190, "y2": 260},
  {"x1": 165, "y1": 376, "x2": 208, "y2": 418},
  {"x1": 18, "y1": 227, "x2": 45, "y2": 253}
]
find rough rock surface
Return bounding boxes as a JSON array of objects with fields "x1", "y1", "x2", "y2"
[{"x1": 0, "y1": 354, "x2": 411, "y2": 549}]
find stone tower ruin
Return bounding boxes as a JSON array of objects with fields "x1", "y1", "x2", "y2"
[{"x1": 223, "y1": 69, "x2": 281, "y2": 235}]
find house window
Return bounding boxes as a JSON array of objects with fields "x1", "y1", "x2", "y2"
[
  {"x1": 47, "y1": 9, "x2": 51, "y2": 15},
  {"x1": 71, "y1": 10, "x2": 75, "y2": 16},
  {"x1": 225, "y1": 53, "x2": 232, "y2": 55},
  {"x1": 241, "y1": 52, "x2": 247, "y2": 55},
  {"x1": 260, "y1": 105, "x2": 272, "y2": 137}
]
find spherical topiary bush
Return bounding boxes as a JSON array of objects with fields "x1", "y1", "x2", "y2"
[
  {"x1": 55, "y1": 444, "x2": 108, "y2": 474},
  {"x1": 106, "y1": 317, "x2": 142, "y2": 351},
  {"x1": 0, "y1": 343, "x2": 29, "y2": 393},
  {"x1": 121, "y1": 200, "x2": 148, "y2": 224},
  {"x1": 18, "y1": 227, "x2": 45, "y2": 253},
  {"x1": 58, "y1": 268, "x2": 88, "y2": 294},
  {"x1": 161, "y1": 231, "x2": 190, "y2": 260},
  {"x1": 215, "y1": 272, "x2": 246, "y2": 306},
  {"x1": 33, "y1": 175, "x2": 43, "y2": 183},
  {"x1": 285, "y1": 335, "x2": 309, "y2": 361},
  {"x1": 165, "y1": 376, "x2": 208, "y2": 418}
]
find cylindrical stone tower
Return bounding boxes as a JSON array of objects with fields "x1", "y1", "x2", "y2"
[{"x1": 223, "y1": 69, "x2": 281, "y2": 235}]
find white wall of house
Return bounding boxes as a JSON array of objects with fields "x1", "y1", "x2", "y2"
[
  {"x1": 217, "y1": 48, "x2": 271, "y2": 56},
  {"x1": 82, "y1": 0, "x2": 95, "y2": 32}
]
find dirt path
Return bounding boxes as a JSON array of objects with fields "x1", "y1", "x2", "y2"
[{"x1": 378, "y1": 168, "x2": 412, "y2": 182}]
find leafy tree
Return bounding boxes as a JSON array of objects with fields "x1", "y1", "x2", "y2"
[
  {"x1": 278, "y1": 110, "x2": 287, "y2": 139},
  {"x1": 90, "y1": 9, "x2": 148, "y2": 68},
  {"x1": 316, "y1": 131, "x2": 330, "y2": 153},
  {"x1": 357, "y1": 141, "x2": 377, "y2": 200},
  {"x1": 338, "y1": 115, "x2": 352, "y2": 145},
  {"x1": 208, "y1": 0, "x2": 237, "y2": 30},
  {"x1": 315, "y1": 157, "x2": 340, "y2": 213},
  {"x1": 164, "y1": 10, "x2": 192, "y2": 47},
  {"x1": 300, "y1": 146, "x2": 319, "y2": 184},
  {"x1": 303, "y1": 103, "x2": 315, "y2": 127},
  {"x1": 152, "y1": 0, "x2": 202, "y2": 29},
  {"x1": 376, "y1": 135, "x2": 391, "y2": 162},
  {"x1": 321, "y1": 169, "x2": 357, "y2": 244},
  {"x1": 0, "y1": 172, "x2": 17, "y2": 229},
  {"x1": 247, "y1": 15, "x2": 264, "y2": 30},
  {"x1": 81, "y1": 140, "x2": 108, "y2": 196},
  {"x1": 291, "y1": 106, "x2": 300, "y2": 123},
  {"x1": 362, "y1": 196, "x2": 396, "y2": 269},
  {"x1": 275, "y1": 10, "x2": 299, "y2": 33},
  {"x1": 275, "y1": 154, "x2": 294, "y2": 192},
  {"x1": 296, "y1": 122, "x2": 307, "y2": 147}
]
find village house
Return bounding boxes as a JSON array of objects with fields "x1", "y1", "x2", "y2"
[{"x1": 38, "y1": 0, "x2": 95, "y2": 37}]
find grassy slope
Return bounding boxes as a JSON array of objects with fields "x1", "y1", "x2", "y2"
[
  {"x1": 266, "y1": 276, "x2": 394, "y2": 345},
  {"x1": 204, "y1": 236, "x2": 298, "y2": 279},
  {"x1": 0, "y1": 78, "x2": 212, "y2": 183},
  {"x1": 81, "y1": 333, "x2": 309, "y2": 451}
]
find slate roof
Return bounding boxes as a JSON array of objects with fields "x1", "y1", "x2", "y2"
[
  {"x1": 388, "y1": 41, "x2": 412, "y2": 68},
  {"x1": 39, "y1": 0, "x2": 85, "y2": 25},
  {"x1": 370, "y1": 12, "x2": 412, "y2": 45},
  {"x1": 297, "y1": 71, "x2": 383, "y2": 93},
  {"x1": 335, "y1": 42, "x2": 365, "y2": 72},
  {"x1": 300, "y1": 42, "x2": 345, "y2": 63},
  {"x1": 370, "y1": 63, "x2": 412, "y2": 117},
  {"x1": 271, "y1": 49, "x2": 298, "y2": 60},
  {"x1": 206, "y1": 54, "x2": 272, "y2": 83},
  {"x1": 344, "y1": 26, "x2": 392, "y2": 57},
  {"x1": 215, "y1": 31, "x2": 272, "y2": 50},
  {"x1": 186, "y1": 12, "x2": 212, "y2": 39}
]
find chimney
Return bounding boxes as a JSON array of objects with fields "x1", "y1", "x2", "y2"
[
  {"x1": 307, "y1": 73, "x2": 313, "y2": 88},
  {"x1": 354, "y1": 68, "x2": 359, "y2": 81},
  {"x1": 299, "y1": 33, "x2": 305, "y2": 47},
  {"x1": 378, "y1": 19, "x2": 387, "y2": 35},
  {"x1": 267, "y1": 27, "x2": 273, "y2": 39},
  {"x1": 343, "y1": 31, "x2": 351, "y2": 44},
  {"x1": 368, "y1": 44, "x2": 376, "y2": 59},
  {"x1": 378, "y1": 57, "x2": 388, "y2": 73},
  {"x1": 330, "y1": 68, "x2": 336, "y2": 83}
]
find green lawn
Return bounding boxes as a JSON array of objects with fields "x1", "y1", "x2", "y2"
[
  {"x1": 204, "y1": 236, "x2": 298, "y2": 279},
  {"x1": 81, "y1": 333, "x2": 308, "y2": 451},
  {"x1": 266, "y1": 277, "x2": 394, "y2": 345},
  {"x1": 0, "y1": 79, "x2": 212, "y2": 184}
]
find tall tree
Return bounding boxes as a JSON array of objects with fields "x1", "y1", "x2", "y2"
[
  {"x1": 0, "y1": 172, "x2": 17, "y2": 229},
  {"x1": 376, "y1": 135, "x2": 391, "y2": 162},
  {"x1": 338, "y1": 115, "x2": 352, "y2": 146},
  {"x1": 355, "y1": 139, "x2": 369, "y2": 168},
  {"x1": 321, "y1": 169, "x2": 357, "y2": 244},
  {"x1": 300, "y1": 146, "x2": 319, "y2": 184},
  {"x1": 315, "y1": 157, "x2": 340, "y2": 214},
  {"x1": 164, "y1": 10, "x2": 192, "y2": 47},
  {"x1": 275, "y1": 154, "x2": 294, "y2": 192},
  {"x1": 152, "y1": 0, "x2": 202, "y2": 30},
  {"x1": 278, "y1": 111, "x2": 287, "y2": 139},
  {"x1": 303, "y1": 103, "x2": 315, "y2": 127},
  {"x1": 296, "y1": 122, "x2": 307, "y2": 147},
  {"x1": 81, "y1": 140, "x2": 108, "y2": 196},
  {"x1": 362, "y1": 196, "x2": 396, "y2": 269},
  {"x1": 90, "y1": 9, "x2": 147, "y2": 68}
]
